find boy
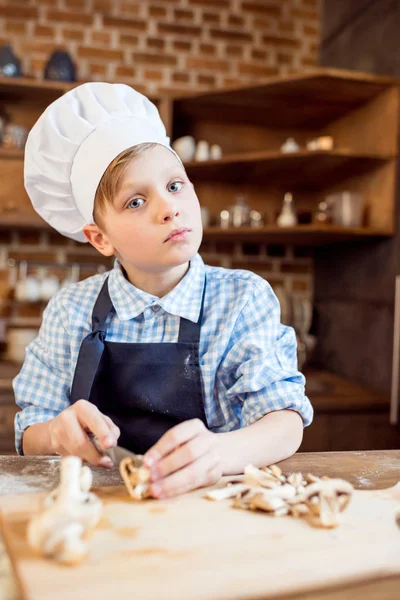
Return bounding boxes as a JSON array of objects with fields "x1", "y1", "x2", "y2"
[{"x1": 14, "y1": 83, "x2": 313, "y2": 499}]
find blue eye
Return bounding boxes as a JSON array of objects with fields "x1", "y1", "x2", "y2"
[
  {"x1": 127, "y1": 198, "x2": 145, "y2": 209},
  {"x1": 168, "y1": 181, "x2": 183, "y2": 193}
]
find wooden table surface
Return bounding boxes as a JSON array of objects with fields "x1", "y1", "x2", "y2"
[{"x1": 0, "y1": 450, "x2": 399, "y2": 600}]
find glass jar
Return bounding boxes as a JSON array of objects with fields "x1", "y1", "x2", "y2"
[{"x1": 230, "y1": 195, "x2": 250, "y2": 227}]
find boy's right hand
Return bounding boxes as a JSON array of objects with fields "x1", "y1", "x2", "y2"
[{"x1": 48, "y1": 399, "x2": 120, "y2": 468}]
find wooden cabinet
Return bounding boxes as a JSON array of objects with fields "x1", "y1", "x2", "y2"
[{"x1": 170, "y1": 68, "x2": 400, "y2": 245}]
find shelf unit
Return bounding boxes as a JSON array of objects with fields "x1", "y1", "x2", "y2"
[
  {"x1": 170, "y1": 68, "x2": 400, "y2": 242},
  {"x1": 0, "y1": 68, "x2": 399, "y2": 246},
  {"x1": 202, "y1": 224, "x2": 391, "y2": 245}
]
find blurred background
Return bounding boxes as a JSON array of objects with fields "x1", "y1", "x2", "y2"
[{"x1": 0, "y1": 0, "x2": 400, "y2": 454}]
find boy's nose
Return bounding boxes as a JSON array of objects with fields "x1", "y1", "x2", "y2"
[{"x1": 156, "y1": 195, "x2": 180, "y2": 222}]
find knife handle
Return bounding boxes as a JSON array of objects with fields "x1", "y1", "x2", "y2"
[{"x1": 87, "y1": 431, "x2": 107, "y2": 456}]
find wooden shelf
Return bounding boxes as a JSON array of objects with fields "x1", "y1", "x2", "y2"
[
  {"x1": 0, "y1": 76, "x2": 76, "y2": 100},
  {"x1": 185, "y1": 150, "x2": 391, "y2": 186},
  {"x1": 0, "y1": 148, "x2": 24, "y2": 160},
  {"x1": 202, "y1": 225, "x2": 392, "y2": 245},
  {"x1": 174, "y1": 67, "x2": 400, "y2": 128},
  {"x1": 0, "y1": 76, "x2": 160, "y2": 102},
  {"x1": 0, "y1": 211, "x2": 47, "y2": 228}
]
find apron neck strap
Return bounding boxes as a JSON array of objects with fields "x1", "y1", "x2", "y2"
[
  {"x1": 92, "y1": 277, "x2": 114, "y2": 333},
  {"x1": 91, "y1": 274, "x2": 207, "y2": 343}
]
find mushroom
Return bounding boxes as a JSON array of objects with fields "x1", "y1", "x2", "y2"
[
  {"x1": 27, "y1": 456, "x2": 102, "y2": 565},
  {"x1": 248, "y1": 493, "x2": 289, "y2": 516},
  {"x1": 205, "y1": 464, "x2": 354, "y2": 528},
  {"x1": 119, "y1": 455, "x2": 151, "y2": 500},
  {"x1": 244, "y1": 465, "x2": 282, "y2": 489},
  {"x1": 304, "y1": 478, "x2": 353, "y2": 528},
  {"x1": 205, "y1": 483, "x2": 250, "y2": 501}
]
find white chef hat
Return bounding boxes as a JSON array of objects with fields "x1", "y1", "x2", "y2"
[{"x1": 24, "y1": 82, "x2": 181, "y2": 242}]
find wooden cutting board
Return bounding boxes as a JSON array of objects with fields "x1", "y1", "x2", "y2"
[{"x1": 1, "y1": 480, "x2": 400, "y2": 600}]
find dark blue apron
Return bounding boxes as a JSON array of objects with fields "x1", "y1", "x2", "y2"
[{"x1": 70, "y1": 275, "x2": 208, "y2": 455}]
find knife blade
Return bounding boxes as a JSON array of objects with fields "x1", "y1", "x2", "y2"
[{"x1": 88, "y1": 432, "x2": 140, "y2": 466}]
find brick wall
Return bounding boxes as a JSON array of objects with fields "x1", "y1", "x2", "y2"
[
  {"x1": 0, "y1": 0, "x2": 318, "y2": 335},
  {"x1": 0, "y1": 0, "x2": 320, "y2": 94}
]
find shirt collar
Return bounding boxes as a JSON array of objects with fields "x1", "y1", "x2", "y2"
[{"x1": 108, "y1": 253, "x2": 205, "y2": 323}]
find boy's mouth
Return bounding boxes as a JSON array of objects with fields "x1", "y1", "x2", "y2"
[{"x1": 164, "y1": 227, "x2": 191, "y2": 242}]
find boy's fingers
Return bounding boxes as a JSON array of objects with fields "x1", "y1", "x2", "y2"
[
  {"x1": 102, "y1": 415, "x2": 120, "y2": 443},
  {"x1": 74, "y1": 400, "x2": 113, "y2": 446},
  {"x1": 143, "y1": 419, "x2": 205, "y2": 467},
  {"x1": 59, "y1": 413, "x2": 105, "y2": 465},
  {"x1": 150, "y1": 450, "x2": 219, "y2": 499},
  {"x1": 151, "y1": 433, "x2": 214, "y2": 481}
]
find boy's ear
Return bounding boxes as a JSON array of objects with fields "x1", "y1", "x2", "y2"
[{"x1": 82, "y1": 224, "x2": 115, "y2": 257}]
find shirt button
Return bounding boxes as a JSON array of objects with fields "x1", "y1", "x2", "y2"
[{"x1": 152, "y1": 304, "x2": 161, "y2": 312}]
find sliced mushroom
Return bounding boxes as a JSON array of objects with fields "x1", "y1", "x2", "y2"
[
  {"x1": 304, "y1": 479, "x2": 353, "y2": 528},
  {"x1": 249, "y1": 493, "x2": 288, "y2": 514},
  {"x1": 119, "y1": 455, "x2": 151, "y2": 500},
  {"x1": 270, "y1": 465, "x2": 283, "y2": 480},
  {"x1": 244, "y1": 465, "x2": 282, "y2": 488},
  {"x1": 305, "y1": 473, "x2": 320, "y2": 484},
  {"x1": 205, "y1": 483, "x2": 250, "y2": 501},
  {"x1": 204, "y1": 464, "x2": 353, "y2": 529},
  {"x1": 287, "y1": 472, "x2": 303, "y2": 488}
]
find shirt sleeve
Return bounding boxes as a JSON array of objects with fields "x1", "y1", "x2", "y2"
[
  {"x1": 218, "y1": 277, "x2": 313, "y2": 428},
  {"x1": 13, "y1": 293, "x2": 72, "y2": 455}
]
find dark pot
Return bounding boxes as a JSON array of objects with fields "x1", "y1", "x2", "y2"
[
  {"x1": 0, "y1": 43, "x2": 22, "y2": 78},
  {"x1": 44, "y1": 50, "x2": 77, "y2": 82}
]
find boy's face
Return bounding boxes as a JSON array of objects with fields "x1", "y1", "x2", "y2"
[{"x1": 90, "y1": 144, "x2": 203, "y2": 273}]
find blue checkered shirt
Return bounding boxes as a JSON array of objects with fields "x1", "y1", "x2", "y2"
[{"x1": 13, "y1": 253, "x2": 313, "y2": 453}]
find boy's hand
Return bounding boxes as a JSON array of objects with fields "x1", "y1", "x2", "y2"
[
  {"x1": 48, "y1": 399, "x2": 120, "y2": 468},
  {"x1": 143, "y1": 419, "x2": 222, "y2": 499}
]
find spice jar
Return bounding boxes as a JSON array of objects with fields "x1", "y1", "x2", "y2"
[{"x1": 230, "y1": 195, "x2": 250, "y2": 227}]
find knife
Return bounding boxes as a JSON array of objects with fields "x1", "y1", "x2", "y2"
[{"x1": 88, "y1": 432, "x2": 142, "y2": 466}]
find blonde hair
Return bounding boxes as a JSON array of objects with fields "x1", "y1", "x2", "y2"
[{"x1": 93, "y1": 142, "x2": 157, "y2": 224}]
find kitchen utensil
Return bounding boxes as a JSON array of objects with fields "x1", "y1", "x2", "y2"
[
  {"x1": 1, "y1": 481, "x2": 400, "y2": 600},
  {"x1": 0, "y1": 43, "x2": 22, "y2": 77},
  {"x1": 39, "y1": 268, "x2": 60, "y2": 301},
  {"x1": 326, "y1": 191, "x2": 365, "y2": 227},
  {"x1": 307, "y1": 136, "x2": 334, "y2": 151},
  {"x1": 194, "y1": 140, "x2": 209, "y2": 162},
  {"x1": 249, "y1": 209, "x2": 264, "y2": 228},
  {"x1": 172, "y1": 136, "x2": 196, "y2": 163},
  {"x1": 44, "y1": 50, "x2": 76, "y2": 82},
  {"x1": 219, "y1": 209, "x2": 230, "y2": 229},
  {"x1": 314, "y1": 200, "x2": 331, "y2": 224},
  {"x1": 280, "y1": 137, "x2": 299, "y2": 153},
  {"x1": 88, "y1": 432, "x2": 137, "y2": 465},
  {"x1": 230, "y1": 195, "x2": 250, "y2": 227},
  {"x1": 277, "y1": 192, "x2": 297, "y2": 226},
  {"x1": 14, "y1": 261, "x2": 41, "y2": 303},
  {"x1": 210, "y1": 144, "x2": 222, "y2": 160}
]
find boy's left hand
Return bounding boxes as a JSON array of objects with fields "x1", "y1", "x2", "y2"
[{"x1": 143, "y1": 419, "x2": 222, "y2": 499}]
